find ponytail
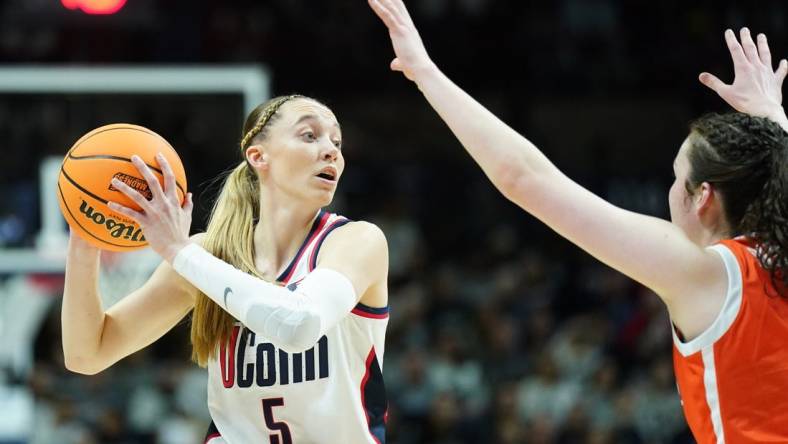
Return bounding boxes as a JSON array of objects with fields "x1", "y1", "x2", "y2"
[
  {"x1": 189, "y1": 94, "x2": 316, "y2": 365},
  {"x1": 190, "y1": 162, "x2": 263, "y2": 366},
  {"x1": 740, "y1": 141, "x2": 788, "y2": 292}
]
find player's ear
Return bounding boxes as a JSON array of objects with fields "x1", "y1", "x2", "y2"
[{"x1": 246, "y1": 144, "x2": 269, "y2": 171}]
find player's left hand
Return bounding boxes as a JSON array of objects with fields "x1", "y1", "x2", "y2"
[
  {"x1": 700, "y1": 28, "x2": 788, "y2": 123},
  {"x1": 368, "y1": 0, "x2": 436, "y2": 82},
  {"x1": 108, "y1": 153, "x2": 193, "y2": 263}
]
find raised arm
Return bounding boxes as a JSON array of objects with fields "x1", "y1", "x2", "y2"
[
  {"x1": 62, "y1": 232, "x2": 197, "y2": 375},
  {"x1": 700, "y1": 28, "x2": 788, "y2": 132},
  {"x1": 367, "y1": 0, "x2": 727, "y2": 322}
]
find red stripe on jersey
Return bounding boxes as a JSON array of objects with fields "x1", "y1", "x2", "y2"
[
  {"x1": 360, "y1": 346, "x2": 383, "y2": 444},
  {"x1": 351, "y1": 308, "x2": 389, "y2": 319},
  {"x1": 280, "y1": 212, "x2": 330, "y2": 284},
  {"x1": 203, "y1": 432, "x2": 221, "y2": 443}
]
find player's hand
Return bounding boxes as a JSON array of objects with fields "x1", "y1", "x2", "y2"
[
  {"x1": 700, "y1": 28, "x2": 788, "y2": 125},
  {"x1": 68, "y1": 227, "x2": 99, "y2": 252},
  {"x1": 368, "y1": 0, "x2": 435, "y2": 82},
  {"x1": 107, "y1": 153, "x2": 193, "y2": 264}
]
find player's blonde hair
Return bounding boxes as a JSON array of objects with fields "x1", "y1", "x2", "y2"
[{"x1": 190, "y1": 94, "x2": 304, "y2": 366}]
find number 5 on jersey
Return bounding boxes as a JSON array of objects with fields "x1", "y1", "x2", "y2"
[{"x1": 262, "y1": 398, "x2": 292, "y2": 444}]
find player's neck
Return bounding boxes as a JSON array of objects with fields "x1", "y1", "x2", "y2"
[
  {"x1": 697, "y1": 219, "x2": 731, "y2": 247},
  {"x1": 252, "y1": 199, "x2": 322, "y2": 279}
]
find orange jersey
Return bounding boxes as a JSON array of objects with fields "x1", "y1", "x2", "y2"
[{"x1": 673, "y1": 238, "x2": 788, "y2": 443}]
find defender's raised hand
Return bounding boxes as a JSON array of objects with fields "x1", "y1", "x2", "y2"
[
  {"x1": 700, "y1": 28, "x2": 788, "y2": 129},
  {"x1": 368, "y1": 0, "x2": 435, "y2": 82},
  {"x1": 108, "y1": 153, "x2": 193, "y2": 263}
]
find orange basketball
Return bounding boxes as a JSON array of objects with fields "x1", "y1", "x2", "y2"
[{"x1": 57, "y1": 123, "x2": 187, "y2": 251}]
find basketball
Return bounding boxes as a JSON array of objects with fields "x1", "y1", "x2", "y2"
[{"x1": 57, "y1": 123, "x2": 187, "y2": 252}]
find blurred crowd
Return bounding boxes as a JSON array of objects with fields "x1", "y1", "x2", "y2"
[{"x1": 2, "y1": 193, "x2": 694, "y2": 444}]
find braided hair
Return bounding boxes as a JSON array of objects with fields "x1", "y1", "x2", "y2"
[
  {"x1": 687, "y1": 112, "x2": 788, "y2": 295},
  {"x1": 240, "y1": 94, "x2": 303, "y2": 151}
]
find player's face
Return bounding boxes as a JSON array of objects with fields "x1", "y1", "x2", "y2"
[
  {"x1": 262, "y1": 99, "x2": 344, "y2": 206},
  {"x1": 668, "y1": 138, "x2": 702, "y2": 242}
]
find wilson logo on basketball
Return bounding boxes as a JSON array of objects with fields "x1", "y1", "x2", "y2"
[
  {"x1": 78, "y1": 200, "x2": 146, "y2": 242},
  {"x1": 108, "y1": 173, "x2": 153, "y2": 200}
]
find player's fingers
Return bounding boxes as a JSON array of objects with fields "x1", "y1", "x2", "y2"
[
  {"x1": 110, "y1": 177, "x2": 154, "y2": 214},
  {"x1": 131, "y1": 155, "x2": 166, "y2": 201},
  {"x1": 184, "y1": 192, "x2": 194, "y2": 213},
  {"x1": 777, "y1": 59, "x2": 788, "y2": 83},
  {"x1": 699, "y1": 72, "x2": 729, "y2": 94},
  {"x1": 725, "y1": 29, "x2": 748, "y2": 69},
  {"x1": 375, "y1": 0, "x2": 406, "y2": 28},
  {"x1": 368, "y1": 0, "x2": 398, "y2": 29},
  {"x1": 390, "y1": 0, "x2": 414, "y2": 26},
  {"x1": 757, "y1": 33, "x2": 773, "y2": 68},
  {"x1": 740, "y1": 27, "x2": 760, "y2": 65},
  {"x1": 155, "y1": 153, "x2": 179, "y2": 202},
  {"x1": 107, "y1": 199, "x2": 145, "y2": 223},
  {"x1": 391, "y1": 58, "x2": 403, "y2": 72}
]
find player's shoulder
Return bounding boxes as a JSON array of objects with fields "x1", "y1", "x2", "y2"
[
  {"x1": 190, "y1": 232, "x2": 207, "y2": 244},
  {"x1": 328, "y1": 220, "x2": 386, "y2": 246},
  {"x1": 316, "y1": 220, "x2": 388, "y2": 277}
]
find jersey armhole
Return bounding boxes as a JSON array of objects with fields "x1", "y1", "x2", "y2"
[{"x1": 672, "y1": 243, "x2": 743, "y2": 357}]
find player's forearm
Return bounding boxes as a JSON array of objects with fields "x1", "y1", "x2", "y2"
[
  {"x1": 61, "y1": 237, "x2": 106, "y2": 374},
  {"x1": 413, "y1": 66, "x2": 559, "y2": 202},
  {"x1": 172, "y1": 243, "x2": 356, "y2": 353}
]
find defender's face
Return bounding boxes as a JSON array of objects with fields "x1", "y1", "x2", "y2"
[{"x1": 668, "y1": 137, "x2": 702, "y2": 243}]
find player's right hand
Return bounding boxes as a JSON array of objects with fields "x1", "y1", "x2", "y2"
[
  {"x1": 700, "y1": 28, "x2": 788, "y2": 124},
  {"x1": 368, "y1": 0, "x2": 436, "y2": 82},
  {"x1": 69, "y1": 227, "x2": 99, "y2": 251},
  {"x1": 107, "y1": 153, "x2": 193, "y2": 264}
]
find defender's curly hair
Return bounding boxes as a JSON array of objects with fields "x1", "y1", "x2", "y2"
[{"x1": 687, "y1": 112, "x2": 788, "y2": 295}]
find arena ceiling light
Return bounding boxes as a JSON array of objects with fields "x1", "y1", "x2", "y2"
[{"x1": 61, "y1": 0, "x2": 127, "y2": 15}]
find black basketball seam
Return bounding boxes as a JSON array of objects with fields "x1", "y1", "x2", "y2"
[
  {"x1": 65, "y1": 153, "x2": 186, "y2": 196},
  {"x1": 60, "y1": 167, "x2": 109, "y2": 205},
  {"x1": 64, "y1": 124, "x2": 184, "y2": 193},
  {"x1": 57, "y1": 181, "x2": 141, "y2": 249},
  {"x1": 63, "y1": 125, "x2": 166, "y2": 162},
  {"x1": 68, "y1": 125, "x2": 178, "y2": 159}
]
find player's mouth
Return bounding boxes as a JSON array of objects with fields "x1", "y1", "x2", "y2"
[{"x1": 315, "y1": 166, "x2": 338, "y2": 183}]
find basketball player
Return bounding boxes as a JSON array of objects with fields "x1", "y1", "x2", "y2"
[
  {"x1": 61, "y1": 95, "x2": 389, "y2": 444},
  {"x1": 369, "y1": 0, "x2": 788, "y2": 441}
]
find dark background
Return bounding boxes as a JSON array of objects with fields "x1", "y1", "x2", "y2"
[{"x1": 0, "y1": 1, "x2": 785, "y2": 443}]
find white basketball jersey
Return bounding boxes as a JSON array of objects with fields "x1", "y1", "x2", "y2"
[{"x1": 203, "y1": 210, "x2": 389, "y2": 444}]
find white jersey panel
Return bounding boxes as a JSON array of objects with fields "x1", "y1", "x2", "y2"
[{"x1": 203, "y1": 211, "x2": 389, "y2": 444}]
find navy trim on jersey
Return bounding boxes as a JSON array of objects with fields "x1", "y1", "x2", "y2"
[
  {"x1": 352, "y1": 303, "x2": 389, "y2": 319},
  {"x1": 361, "y1": 347, "x2": 387, "y2": 444},
  {"x1": 308, "y1": 217, "x2": 351, "y2": 271},
  {"x1": 354, "y1": 303, "x2": 389, "y2": 315},
  {"x1": 276, "y1": 210, "x2": 328, "y2": 283},
  {"x1": 203, "y1": 421, "x2": 221, "y2": 443}
]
